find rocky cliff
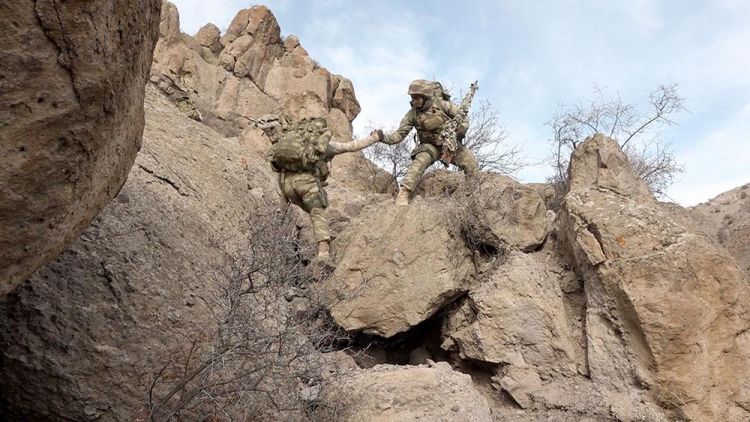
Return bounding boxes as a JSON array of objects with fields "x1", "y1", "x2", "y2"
[
  {"x1": 1, "y1": 2, "x2": 748, "y2": 421},
  {"x1": 0, "y1": 0, "x2": 162, "y2": 295}
]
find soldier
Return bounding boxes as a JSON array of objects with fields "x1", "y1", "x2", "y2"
[
  {"x1": 257, "y1": 115, "x2": 382, "y2": 260},
  {"x1": 380, "y1": 79, "x2": 478, "y2": 205}
]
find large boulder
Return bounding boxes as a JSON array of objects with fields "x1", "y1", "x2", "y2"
[
  {"x1": 566, "y1": 133, "x2": 652, "y2": 201},
  {"x1": 0, "y1": 0, "x2": 161, "y2": 295},
  {"x1": 0, "y1": 86, "x2": 281, "y2": 419},
  {"x1": 558, "y1": 134, "x2": 750, "y2": 421},
  {"x1": 194, "y1": 23, "x2": 222, "y2": 56},
  {"x1": 326, "y1": 200, "x2": 475, "y2": 337},
  {"x1": 317, "y1": 362, "x2": 493, "y2": 422},
  {"x1": 330, "y1": 74, "x2": 362, "y2": 121},
  {"x1": 461, "y1": 173, "x2": 548, "y2": 251},
  {"x1": 442, "y1": 251, "x2": 578, "y2": 376},
  {"x1": 418, "y1": 171, "x2": 549, "y2": 251}
]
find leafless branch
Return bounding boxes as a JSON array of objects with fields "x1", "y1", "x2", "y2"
[{"x1": 547, "y1": 83, "x2": 685, "y2": 206}]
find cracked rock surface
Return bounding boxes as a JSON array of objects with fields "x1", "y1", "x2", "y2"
[
  {"x1": 558, "y1": 134, "x2": 750, "y2": 421},
  {"x1": 0, "y1": 85, "x2": 280, "y2": 420},
  {"x1": 0, "y1": 0, "x2": 161, "y2": 295}
]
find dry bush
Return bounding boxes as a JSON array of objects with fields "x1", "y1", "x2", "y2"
[
  {"x1": 548, "y1": 83, "x2": 684, "y2": 206},
  {"x1": 140, "y1": 201, "x2": 354, "y2": 421}
]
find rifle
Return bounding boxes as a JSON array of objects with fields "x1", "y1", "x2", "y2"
[{"x1": 439, "y1": 81, "x2": 479, "y2": 167}]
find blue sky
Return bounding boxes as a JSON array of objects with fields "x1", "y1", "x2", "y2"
[{"x1": 171, "y1": 0, "x2": 749, "y2": 205}]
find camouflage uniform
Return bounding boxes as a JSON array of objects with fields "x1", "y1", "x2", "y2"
[
  {"x1": 259, "y1": 115, "x2": 381, "y2": 257},
  {"x1": 383, "y1": 80, "x2": 478, "y2": 194},
  {"x1": 280, "y1": 171, "x2": 331, "y2": 243}
]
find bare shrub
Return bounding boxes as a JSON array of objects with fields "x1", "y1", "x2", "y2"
[
  {"x1": 140, "y1": 201, "x2": 354, "y2": 421},
  {"x1": 463, "y1": 100, "x2": 523, "y2": 174},
  {"x1": 548, "y1": 83, "x2": 684, "y2": 206}
]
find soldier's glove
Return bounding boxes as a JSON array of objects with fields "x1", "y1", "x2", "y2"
[
  {"x1": 370, "y1": 129, "x2": 385, "y2": 142},
  {"x1": 457, "y1": 130, "x2": 466, "y2": 142}
]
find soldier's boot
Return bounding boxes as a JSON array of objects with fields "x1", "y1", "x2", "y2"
[
  {"x1": 316, "y1": 240, "x2": 331, "y2": 260},
  {"x1": 395, "y1": 186, "x2": 411, "y2": 206}
]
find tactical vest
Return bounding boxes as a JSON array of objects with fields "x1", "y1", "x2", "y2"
[{"x1": 414, "y1": 99, "x2": 450, "y2": 146}]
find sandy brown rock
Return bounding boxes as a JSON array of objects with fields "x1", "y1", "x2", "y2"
[
  {"x1": 195, "y1": 23, "x2": 222, "y2": 55},
  {"x1": 0, "y1": 86, "x2": 280, "y2": 419},
  {"x1": 443, "y1": 251, "x2": 577, "y2": 375},
  {"x1": 219, "y1": 6, "x2": 283, "y2": 86},
  {"x1": 461, "y1": 173, "x2": 548, "y2": 251},
  {"x1": 418, "y1": 171, "x2": 548, "y2": 251},
  {"x1": 0, "y1": 0, "x2": 161, "y2": 295},
  {"x1": 331, "y1": 75, "x2": 361, "y2": 121},
  {"x1": 559, "y1": 134, "x2": 750, "y2": 421},
  {"x1": 567, "y1": 133, "x2": 652, "y2": 201},
  {"x1": 326, "y1": 200, "x2": 475, "y2": 337},
  {"x1": 690, "y1": 182, "x2": 750, "y2": 275},
  {"x1": 318, "y1": 362, "x2": 492, "y2": 421}
]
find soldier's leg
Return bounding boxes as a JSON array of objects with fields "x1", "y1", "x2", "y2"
[
  {"x1": 309, "y1": 207, "x2": 331, "y2": 244},
  {"x1": 281, "y1": 173, "x2": 304, "y2": 208},
  {"x1": 401, "y1": 151, "x2": 436, "y2": 192},
  {"x1": 454, "y1": 145, "x2": 478, "y2": 179},
  {"x1": 296, "y1": 175, "x2": 332, "y2": 257}
]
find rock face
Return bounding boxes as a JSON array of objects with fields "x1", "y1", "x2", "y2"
[
  {"x1": 442, "y1": 251, "x2": 577, "y2": 375},
  {"x1": 327, "y1": 200, "x2": 475, "y2": 337},
  {"x1": 566, "y1": 133, "x2": 652, "y2": 201},
  {"x1": 165, "y1": 1, "x2": 400, "y2": 198},
  {"x1": 461, "y1": 173, "x2": 548, "y2": 251},
  {"x1": 418, "y1": 171, "x2": 548, "y2": 251},
  {"x1": 318, "y1": 362, "x2": 493, "y2": 422},
  {"x1": 149, "y1": 2, "x2": 379, "y2": 192},
  {"x1": 690, "y1": 182, "x2": 750, "y2": 275},
  {"x1": 0, "y1": 0, "x2": 161, "y2": 295},
  {"x1": 558, "y1": 134, "x2": 750, "y2": 421},
  {"x1": 0, "y1": 85, "x2": 281, "y2": 420}
]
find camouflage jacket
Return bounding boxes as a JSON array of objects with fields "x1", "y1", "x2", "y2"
[{"x1": 383, "y1": 98, "x2": 469, "y2": 147}]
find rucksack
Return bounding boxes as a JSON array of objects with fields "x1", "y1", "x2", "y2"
[
  {"x1": 270, "y1": 117, "x2": 333, "y2": 173},
  {"x1": 431, "y1": 81, "x2": 452, "y2": 102}
]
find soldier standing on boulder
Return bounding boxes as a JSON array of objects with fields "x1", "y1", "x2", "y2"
[
  {"x1": 257, "y1": 115, "x2": 383, "y2": 261},
  {"x1": 379, "y1": 79, "x2": 479, "y2": 205}
]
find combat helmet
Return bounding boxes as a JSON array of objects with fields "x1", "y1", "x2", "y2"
[{"x1": 407, "y1": 79, "x2": 434, "y2": 97}]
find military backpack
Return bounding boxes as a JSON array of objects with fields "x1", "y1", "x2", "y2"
[
  {"x1": 270, "y1": 117, "x2": 333, "y2": 174},
  {"x1": 430, "y1": 81, "x2": 452, "y2": 102}
]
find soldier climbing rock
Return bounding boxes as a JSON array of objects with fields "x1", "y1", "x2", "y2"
[
  {"x1": 379, "y1": 79, "x2": 479, "y2": 205},
  {"x1": 257, "y1": 115, "x2": 382, "y2": 261}
]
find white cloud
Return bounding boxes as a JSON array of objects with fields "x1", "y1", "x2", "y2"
[{"x1": 297, "y1": 6, "x2": 435, "y2": 136}]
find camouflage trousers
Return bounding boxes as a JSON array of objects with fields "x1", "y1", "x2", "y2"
[
  {"x1": 280, "y1": 172, "x2": 331, "y2": 243},
  {"x1": 401, "y1": 144, "x2": 478, "y2": 191}
]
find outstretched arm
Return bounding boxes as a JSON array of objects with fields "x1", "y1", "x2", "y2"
[
  {"x1": 329, "y1": 131, "x2": 382, "y2": 154},
  {"x1": 382, "y1": 110, "x2": 416, "y2": 145}
]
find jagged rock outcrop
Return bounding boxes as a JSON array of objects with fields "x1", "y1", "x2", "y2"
[
  {"x1": 442, "y1": 251, "x2": 577, "y2": 376},
  {"x1": 148, "y1": 2, "x2": 380, "y2": 193},
  {"x1": 0, "y1": 0, "x2": 161, "y2": 295},
  {"x1": 0, "y1": 85, "x2": 282, "y2": 420},
  {"x1": 318, "y1": 362, "x2": 493, "y2": 421},
  {"x1": 558, "y1": 134, "x2": 750, "y2": 421},
  {"x1": 326, "y1": 200, "x2": 475, "y2": 337},
  {"x1": 690, "y1": 183, "x2": 750, "y2": 275}
]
